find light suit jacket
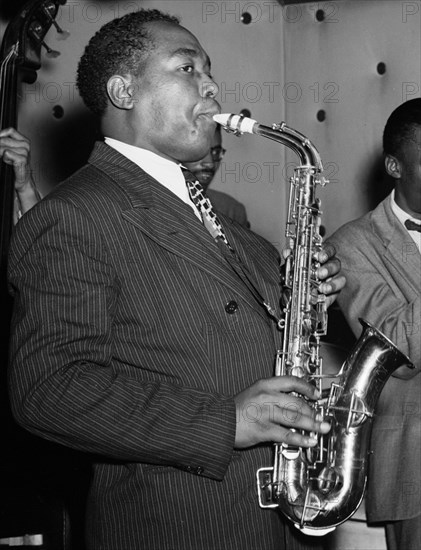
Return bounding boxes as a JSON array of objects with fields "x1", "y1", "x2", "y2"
[
  {"x1": 8, "y1": 142, "x2": 301, "y2": 550},
  {"x1": 328, "y1": 196, "x2": 421, "y2": 523}
]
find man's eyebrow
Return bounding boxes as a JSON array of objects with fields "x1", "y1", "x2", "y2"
[{"x1": 170, "y1": 48, "x2": 211, "y2": 68}]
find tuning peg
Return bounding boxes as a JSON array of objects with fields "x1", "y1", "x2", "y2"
[
  {"x1": 54, "y1": 25, "x2": 70, "y2": 41},
  {"x1": 42, "y1": 41, "x2": 61, "y2": 58},
  {"x1": 43, "y1": 1, "x2": 70, "y2": 40},
  {"x1": 29, "y1": 20, "x2": 61, "y2": 57}
]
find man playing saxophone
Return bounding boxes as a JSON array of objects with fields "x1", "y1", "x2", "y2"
[{"x1": 5, "y1": 9, "x2": 345, "y2": 549}]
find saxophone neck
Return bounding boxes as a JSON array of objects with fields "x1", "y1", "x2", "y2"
[
  {"x1": 257, "y1": 122, "x2": 324, "y2": 172},
  {"x1": 213, "y1": 112, "x2": 325, "y2": 175}
]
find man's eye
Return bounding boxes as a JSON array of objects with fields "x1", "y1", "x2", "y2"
[{"x1": 180, "y1": 65, "x2": 194, "y2": 73}]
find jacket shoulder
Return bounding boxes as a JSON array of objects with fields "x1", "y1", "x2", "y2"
[{"x1": 328, "y1": 197, "x2": 391, "y2": 250}]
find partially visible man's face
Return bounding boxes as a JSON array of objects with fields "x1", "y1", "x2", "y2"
[
  {"x1": 395, "y1": 124, "x2": 421, "y2": 218},
  {"x1": 184, "y1": 129, "x2": 222, "y2": 191},
  {"x1": 127, "y1": 21, "x2": 220, "y2": 164}
]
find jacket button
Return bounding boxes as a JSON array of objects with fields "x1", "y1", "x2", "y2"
[
  {"x1": 225, "y1": 300, "x2": 238, "y2": 314},
  {"x1": 196, "y1": 466, "x2": 204, "y2": 475}
]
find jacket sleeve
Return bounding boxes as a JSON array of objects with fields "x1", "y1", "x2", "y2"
[
  {"x1": 8, "y1": 197, "x2": 236, "y2": 480},
  {"x1": 328, "y1": 224, "x2": 420, "y2": 380}
]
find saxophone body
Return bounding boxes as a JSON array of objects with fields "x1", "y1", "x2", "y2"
[{"x1": 213, "y1": 113, "x2": 414, "y2": 536}]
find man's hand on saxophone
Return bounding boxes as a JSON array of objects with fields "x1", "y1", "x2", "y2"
[
  {"x1": 234, "y1": 376, "x2": 331, "y2": 449},
  {"x1": 314, "y1": 242, "x2": 346, "y2": 307},
  {"x1": 282, "y1": 241, "x2": 346, "y2": 309}
]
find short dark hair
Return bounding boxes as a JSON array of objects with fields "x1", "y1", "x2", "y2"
[
  {"x1": 383, "y1": 98, "x2": 421, "y2": 158},
  {"x1": 77, "y1": 9, "x2": 180, "y2": 116}
]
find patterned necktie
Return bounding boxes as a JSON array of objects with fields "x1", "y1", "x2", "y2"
[
  {"x1": 405, "y1": 219, "x2": 421, "y2": 233},
  {"x1": 182, "y1": 168, "x2": 235, "y2": 252}
]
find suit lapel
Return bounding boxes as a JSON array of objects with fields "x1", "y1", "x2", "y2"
[{"x1": 88, "y1": 143, "x2": 273, "y2": 318}]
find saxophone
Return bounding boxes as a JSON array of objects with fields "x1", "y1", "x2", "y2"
[{"x1": 213, "y1": 113, "x2": 414, "y2": 536}]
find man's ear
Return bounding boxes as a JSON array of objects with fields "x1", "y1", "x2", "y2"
[
  {"x1": 384, "y1": 154, "x2": 401, "y2": 180},
  {"x1": 106, "y1": 75, "x2": 137, "y2": 110}
]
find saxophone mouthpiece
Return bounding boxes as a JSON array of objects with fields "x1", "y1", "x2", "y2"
[{"x1": 213, "y1": 113, "x2": 258, "y2": 135}]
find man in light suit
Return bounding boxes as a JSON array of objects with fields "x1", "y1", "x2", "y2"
[
  {"x1": 328, "y1": 98, "x2": 421, "y2": 550},
  {"x1": 7, "y1": 9, "x2": 344, "y2": 549}
]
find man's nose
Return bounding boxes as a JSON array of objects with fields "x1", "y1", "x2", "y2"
[{"x1": 201, "y1": 79, "x2": 219, "y2": 99}]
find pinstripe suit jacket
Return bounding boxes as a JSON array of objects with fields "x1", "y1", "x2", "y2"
[
  {"x1": 8, "y1": 142, "x2": 296, "y2": 549},
  {"x1": 328, "y1": 196, "x2": 421, "y2": 523}
]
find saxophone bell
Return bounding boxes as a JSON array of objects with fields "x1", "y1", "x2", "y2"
[{"x1": 257, "y1": 318, "x2": 413, "y2": 536}]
